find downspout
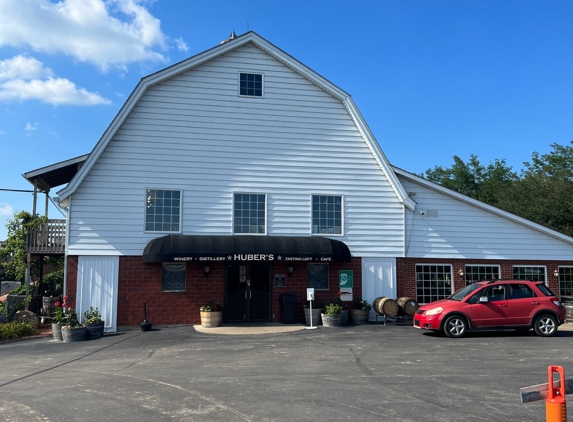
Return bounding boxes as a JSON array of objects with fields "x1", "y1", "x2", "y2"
[{"x1": 63, "y1": 196, "x2": 71, "y2": 297}]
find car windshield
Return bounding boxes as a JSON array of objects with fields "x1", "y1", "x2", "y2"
[{"x1": 448, "y1": 283, "x2": 484, "y2": 301}]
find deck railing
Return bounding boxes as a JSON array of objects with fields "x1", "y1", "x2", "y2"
[{"x1": 26, "y1": 219, "x2": 66, "y2": 254}]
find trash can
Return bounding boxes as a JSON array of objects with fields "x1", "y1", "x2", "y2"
[{"x1": 279, "y1": 294, "x2": 298, "y2": 324}]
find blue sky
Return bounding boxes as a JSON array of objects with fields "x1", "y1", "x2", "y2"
[{"x1": 0, "y1": 0, "x2": 571, "y2": 240}]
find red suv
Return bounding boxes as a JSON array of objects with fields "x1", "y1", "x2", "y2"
[{"x1": 414, "y1": 280, "x2": 565, "y2": 338}]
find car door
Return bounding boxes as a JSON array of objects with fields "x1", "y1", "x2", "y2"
[
  {"x1": 470, "y1": 285, "x2": 509, "y2": 327},
  {"x1": 506, "y1": 283, "x2": 537, "y2": 325}
]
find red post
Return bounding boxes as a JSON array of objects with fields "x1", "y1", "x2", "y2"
[{"x1": 546, "y1": 366, "x2": 567, "y2": 422}]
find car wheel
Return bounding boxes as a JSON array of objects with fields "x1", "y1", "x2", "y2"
[
  {"x1": 443, "y1": 315, "x2": 468, "y2": 338},
  {"x1": 533, "y1": 314, "x2": 558, "y2": 337}
]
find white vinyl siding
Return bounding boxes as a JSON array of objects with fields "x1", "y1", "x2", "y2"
[
  {"x1": 67, "y1": 43, "x2": 404, "y2": 257},
  {"x1": 398, "y1": 175, "x2": 573, "y2": 260}
]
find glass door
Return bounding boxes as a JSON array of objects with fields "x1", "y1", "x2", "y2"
[{"x1": 225, "y1": 264, "x2": 271, "y2": 322}]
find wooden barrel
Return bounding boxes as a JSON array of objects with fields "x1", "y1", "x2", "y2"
[
  {"x1": 396, "y1": 297, "x2": 419, "y2": 316},
  {"x1": 373, "y1": 297, "x2": 399, "y2": 316},
  {"x1": 42, "y1": 296, "x2": 58, "y2": 316}
]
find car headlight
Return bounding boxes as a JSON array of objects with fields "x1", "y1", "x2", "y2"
[
  {"x1": 425, "y1": 307, "x2": 443, "y2": 316},
  {"x1": 554, "y1": 301, "x2": 561, "y2": 307}
]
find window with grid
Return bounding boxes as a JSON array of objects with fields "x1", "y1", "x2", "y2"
[
  {"x1": 557, "y1": 267, "x2": 573, "y2": 297},
  {"x1": 416, "y1": 264, "x2": 453, "y2": 303},
  {"x1": 312, "y1": 195, "x2": 342, "y2": 235},
  {"x1": 233, "y1": 193, "x2": 266, "y2": 234},
  {"x1": 145, "y1": 189, "x2": 181, "y2": 232},
  {"x1": 239, "y1": 73, "x2": 263, "y2": 97},
  {"x1": 308, "y1": 264, "x2": 329, "y2": 290},
  {"x1": 464, "y1": 265, "x2": 500, "y2": 285},
  {"x1": 513, "y1": 266, "x2": 546, "y2": 282},
  {"x1": 162, "y1": 263, "x2": 186, "y2": 292}
]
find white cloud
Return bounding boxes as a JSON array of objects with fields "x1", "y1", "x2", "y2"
[
  {"x1": 0, "y1": 203, "x2": 15, "y2": 216},
  {"x1": 0, "y1": 0, "x2": 170, "y2": 71},
  {"x1": 25, "y1": 122, "x2": 39, "y2": 132},
  {"x1": 174, "y1": 37, "x2": 189, "y2": 52},
  {"x1": 0, "y1": 55, "x2": 111, "y2": 105}
]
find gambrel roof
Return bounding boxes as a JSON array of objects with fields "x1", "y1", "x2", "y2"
[{"x1": 57, "y1": 31, "x2": 415, "y2": 211}]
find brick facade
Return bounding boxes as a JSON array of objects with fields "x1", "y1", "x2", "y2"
[
  {"x1": 67, "y1": 255, "x2": 362, "y2": 327},
  {"x1": 397, "y1": 257, "x2": 569, "y2": 302}
]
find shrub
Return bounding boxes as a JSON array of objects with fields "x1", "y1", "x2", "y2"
[{"x1": 0, "y1": 322, "x2": 38, "y2": 341}]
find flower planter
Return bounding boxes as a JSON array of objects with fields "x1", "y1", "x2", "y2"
[
  {"x1": 321, "y1": 313, "x2": 343, "y2": 327},
  {"x1": 84, "y1": 321, "x2": 105, "y2": 340},
  {"x1": 350, "y1": 309, "x2": 370, "y2": 324},
  {"x1": 52, "y1": 322, "x2": 63, "y2": 341},
  {"x1": 62, "y1": 326, "x2": 86, "y2": 343},
  {"x1": 200, "y1": 311, "x2": 222, "y2": 328},
  {"x1": 304, "y1": 308, "x2": 322, "y2": 326}
]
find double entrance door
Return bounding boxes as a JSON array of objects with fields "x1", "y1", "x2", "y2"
[{"x1": 225, "y1": 264, "x2": 271, "y2": 322}]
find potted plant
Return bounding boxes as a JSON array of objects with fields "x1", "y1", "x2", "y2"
[
  {"x1": 83, "y1": 306, "x2": 105, "y2": 340},
  {"x1": 303, "y1": 299, "x2": 322, "y2": 326},
  {"x1": 61, "y1": 307, "x2": 86, "y2": 342},
  {"x1": 350, "y1": 297, "x2": 372, "y2": 324},
  {"x1": 199, "y1": 302, "x2": 223, "y2": 328},
  {"x1": 321, "y1": 302, "x2": 343, "y2": 327},
  {"x1": 51, "y1": 296, "x2": 66, "y2": 341}
]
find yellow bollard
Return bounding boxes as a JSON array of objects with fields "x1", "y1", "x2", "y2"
[{"x1": 546, "y1": 366, "x2": 567, "y2": 422}]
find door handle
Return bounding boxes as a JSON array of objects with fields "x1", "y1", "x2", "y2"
[{"x1": 245, "y1": 291, "x2": 247, "y2": 299}]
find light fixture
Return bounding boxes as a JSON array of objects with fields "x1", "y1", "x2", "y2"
[
  {"x1": 554, "y1": 268, "x2": 559, "y2": 278},
  {"x1": 457, "y1": 268, "x2": 464, "y2": 278},
  {"x1": 287, "y1": 265, "x2": 294, "y2": 277},
  {"x1": 203, "y1": 265, "x2": 210, "y2": 278}
]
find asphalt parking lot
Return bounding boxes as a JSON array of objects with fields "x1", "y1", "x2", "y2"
[{"x1": 0, "y1": 323, "x2": 572, "y2": 422}]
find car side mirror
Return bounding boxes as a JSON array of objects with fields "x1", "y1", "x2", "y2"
[{"x1": 479, "y1": 296, "x2": 489, "y2": 303}]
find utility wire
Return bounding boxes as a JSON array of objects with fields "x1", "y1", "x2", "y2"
[{"x1": 0, "y1": 188, "x2": 34, "y2": 193}]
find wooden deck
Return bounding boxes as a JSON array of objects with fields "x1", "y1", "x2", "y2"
[{"x1": 26, "y1": 219, "x2": 66, "y2": 255}]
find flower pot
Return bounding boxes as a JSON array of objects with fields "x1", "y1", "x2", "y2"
[
  {"x1": 304, "y1": 308, "x2": 322, "y2": 326},
  {"x1": 84, "y1": 321, "x2": 105, "y2": 340},
  {"x1": 350, "y1": 309, "x2": 370, "y2": 324},
  {"x1": 62, "y1": 326, "x2": 86, "y2": 343},
  {"x1": 321, "y1": 313, "x2": 343, "y2": 327},
  {"x1": 200, "y1": 311, "x2": 222, "y2": 328},
  {"x1": 51, "y1": 322, "x2": 63, "y2": 341}
]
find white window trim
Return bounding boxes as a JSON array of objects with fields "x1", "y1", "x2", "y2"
[
  {"x1": 464, "y1": 264, "x2": 501, "y2": 283},
  {"x1": 512, "y1": 265, "x2": 548, "y2": 284},
  {"x1": 232, "y1": 192, "x2": 267, "y2": 236},
  {"x1": 415, "y1": 263, "x2": 454, "y2": 304},
  {"x1": 238, "y1": 71, "x2": 265, "y2": 98},
  {"x1": 310, "y1": 194, "x2": 344, "y2": 237},
  {"x1": 144, "y1": 188, "x2": 183, "y2": 234}
]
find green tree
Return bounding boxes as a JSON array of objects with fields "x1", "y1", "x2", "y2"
[
  {"x1": 0, "y1": 211, "x2": 46, "y2": 282},
  {"x1": 423, "y1": 155, "x2": 518, "y2": 206}
]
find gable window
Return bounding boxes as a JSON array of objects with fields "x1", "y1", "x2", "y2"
[
  {"x1": 162, "y1": 263, "x2": 186, "y2": 292},
  {"x1": 464, "y1": 265, "x2": 500, "y2": 285},
  {"x1": 239, "y1": 73, "x2": 263, "y2": 97},
  {"x1": 513, "y1": 266, "x2": 546, "y2": 282},
  {"x1": 233, "y1": 193, "x2": 266, "y2": 234},
  {"x1": 416, "y1": 264, "x2": 453, "y2": 303},
  {"x1": 145, "y1": 189, "x2": 181, "y2": 232},
  {"x1": 312, "y1": 195, "x2": 342, "y2": 235}
]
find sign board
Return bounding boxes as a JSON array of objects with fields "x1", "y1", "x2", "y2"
[
  {"x1": 306, "y1": 288, "x2": 315, "y2": 301},
  {"x1": 339, "y1": 287, "x2": 353, "y2": 302},
  {"x1": 339, "y1": 270, "x2": 353, "y2": 288}
]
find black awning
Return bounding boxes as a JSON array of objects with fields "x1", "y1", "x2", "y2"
[{"x1": 142, "y1": 235, "x2": 352, "y2": 263}]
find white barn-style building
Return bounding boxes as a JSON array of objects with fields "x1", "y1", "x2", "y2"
[{"x1": 23, "y1": 32, "x2": 573, "y2": 330}]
